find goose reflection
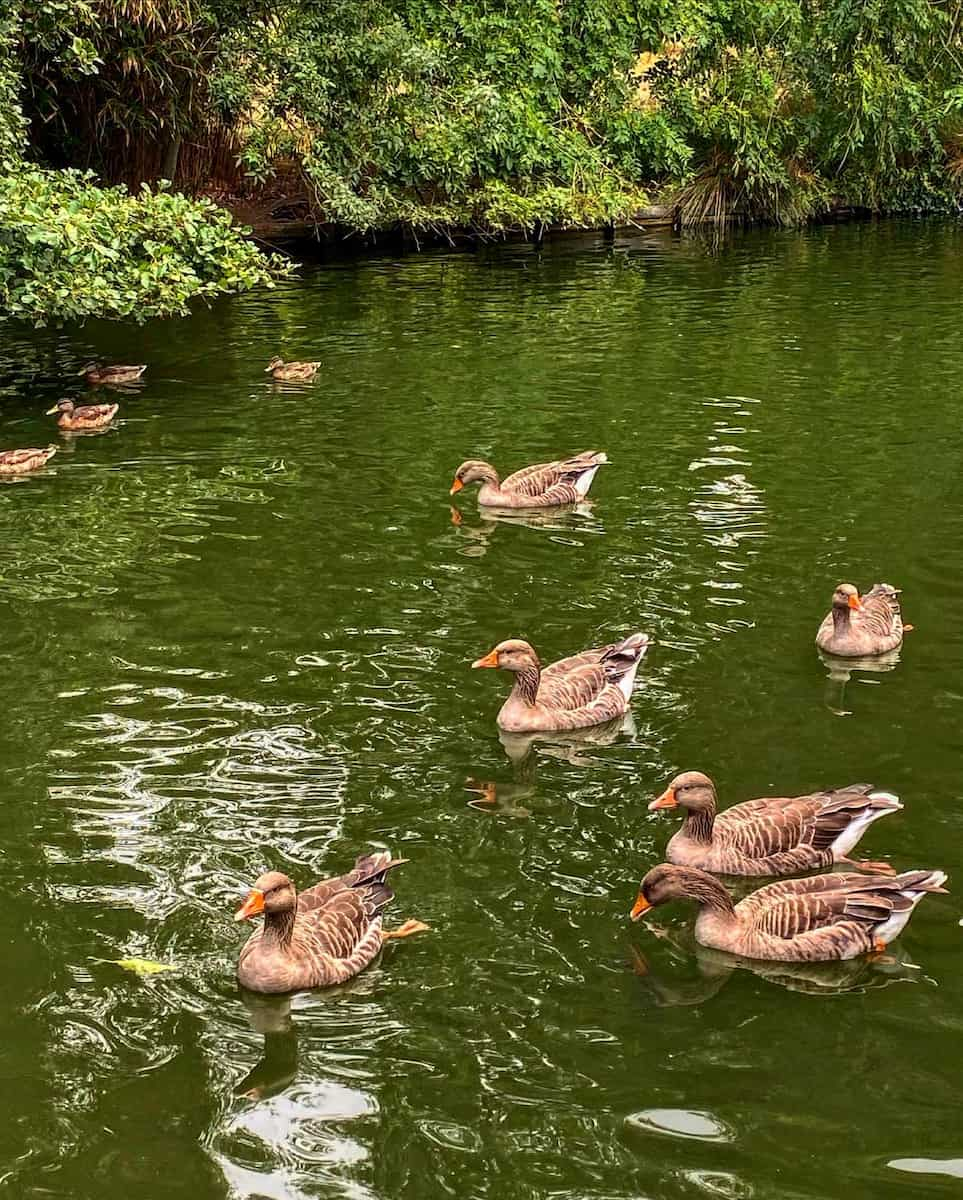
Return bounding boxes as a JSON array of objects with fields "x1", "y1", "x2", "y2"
[
  {"x1": 500, "y1": 712, "x2": 636, "y2": 768},
  {"x1": 818, "y1": 647, "x2": 902, "y2": 716},
  {"x1": 631, "y1": 930, "x2": 920, "y2": 1005},
  {"x1": 450, "y1": 501, "x2": 600, "y2": 557},
  {"x1": 234, "y1": 991, "x2": 299, "y2": 1100},
  {"x1": 234, "y1": 972, "x2": 382, "y2": 1101},
  {"x1": 465, "y1": 715, "x2": 635, "y2": 813}
]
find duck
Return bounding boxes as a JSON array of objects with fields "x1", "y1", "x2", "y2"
[
  {"x1": 265, "y1": 356, "x2": 321, "y2": 381},
  {"x1": 79, "y1": 362, "x2": 146, "y2": 385},
  {"x1": 234, "y1": 851, "x2": 428, "y2": 994},
  {"x1": 0, "y1": 446, "x2": 57, "y2": 474},
  {"x1": 472, "y1": 632, "x2": 649, "y2": 732},
  {"x1": 630, "y1": 863, "x2": 947, "y2": 962},
  {"x1": 649, "y1": 770, "x2": 901, "y2": 876},
  {"x1": 450, "y1": 450, "x2": 608, "y2": 508},
  {"x1": 816, "y1": 582, "x2": 903, "y2": 657},
  {"x1": 47, "y1": 399, "x2": 118, "y2": 431}
]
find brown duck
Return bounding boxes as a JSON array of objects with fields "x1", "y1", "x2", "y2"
[
  {"x1": 79, "y1": 362, "x2": 146, "y2": 385},
  {"x1": 472, "y1": 633, "x2": 649, "y2": 732},
  {"x1": 47, "y1": 399, "x2": 118, "y2": 431},
  {"x1": 816, "y1": 582, "x2": 904, "y2": 657},
  {"x1": 630, "y1": 863, "x2": 947, "y2": 962},
  {"x1": 235, "y1": 851, "x2": 427, "y2": 994},
  {"x1": 0, "y1": 446, "x2": 57, "y2": 474},
  {"x1": 265, "y1": 356, "x2": 321, "y2": 381},
  {"x1": 649, "y1": 770, "x2": 901, "y2": 876},
  {"x1": 450, "y1": 450, "x2": 607, "y2": 508}
]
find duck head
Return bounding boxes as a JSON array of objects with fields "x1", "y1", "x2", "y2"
[
  {"x1": 46, "y1": 399, "x2": 75, "y2": 416},
  {"x1": 649, "y1": 770, "x2": 717, "y2": 813},
  {"x1": 630, "y1": 864, "x2": 733, "y2": 920},
  {"x1": 235, "y1": 871, "x2": 297, "y2": 921},
  {"x1": 472, "y1": 638, "x2": 540, "y2": 672},
  {"x1": 264, "y1": 356, "x2": 284, "y2": 372},
  {"x1": 832, "y1": 583, "x2": 863, "y2": 611},
  {"x1": 450, "y1": 460, "x2": 498, "y2": 494}
]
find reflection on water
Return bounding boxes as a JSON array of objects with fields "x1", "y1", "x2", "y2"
[
  {"x1": 818, "y1": 647, "x2": 902, "y2": 716},
  {"x1": 630, "y1": 936, "x2": 923, "y2": 1006},
  {"x1": 2, "y1": 222, "x2": 962, "y2": 1200},
  {"x1": 450, "y1": 499, "x2": 602, "y2": 557}
]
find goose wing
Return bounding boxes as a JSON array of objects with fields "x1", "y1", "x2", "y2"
[
  {"x1": 716, "y1": 784, "x2": 880, "y2": 858},
  {"x1": 501, "y1": 451, "x2": 606, "y2": 501},
  {"x1": 740, "y1": 871, "x2": 941, "y2": 940}
]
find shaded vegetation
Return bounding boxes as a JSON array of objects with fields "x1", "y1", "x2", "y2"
[{"x1": 2, "y1": 0, "x2": 963, "y2": 321}]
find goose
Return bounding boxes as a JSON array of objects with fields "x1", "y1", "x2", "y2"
[
  {"x1": 816, "y1": 582, "x2": 903, "y2": 657},
  {"x1": 472, "y1": 632, "x2": 649, "y2": 732},
  {"x1": 47, "y1": 399, "x2": 118, "y2": 431},
  {"x1": 630, "y1": 863, "x2": 947, "y2": 961},
  {"x1": 235, "y1": 851, "x2": 427, "y2": 993},
  {"x1": 649, "y1": 771, "x2": 900, "y2": 875},
  {"x1": 450, "y1": 450, "x2": 607, "y2": 508}
]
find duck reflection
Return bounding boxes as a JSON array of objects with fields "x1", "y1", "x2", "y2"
[
  {"x1": 631, "y1": 929, "x2": 920, "y2": 1005},
  {"x1": 234, "y1": 992, "x2": 298, "y2": 1100},
  {"x1": 818, "y1": 647, "x2": 901, "y2": 716},
  {"x1": 465, "y1": 715, "x2": 635, "y2": 812},
  {"x1": 450, "y1": 501, "x2": 600, "y2": 556},
  {"x1": 234, "y1": 972, "x2": 381, "y2": 1100}
]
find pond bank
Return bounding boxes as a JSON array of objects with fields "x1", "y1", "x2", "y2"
[{"x1": 227, "y1": 195, "x2": 881, "y2": 258}]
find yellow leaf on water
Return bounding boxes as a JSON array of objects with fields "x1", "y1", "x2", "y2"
[{"x1": 109, "y1": 958, "x2": 175, "y2": 976}]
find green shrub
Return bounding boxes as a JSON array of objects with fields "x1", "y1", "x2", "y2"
[{"x1": 0, "y1": 168, "x2": 285, "y2": 325}]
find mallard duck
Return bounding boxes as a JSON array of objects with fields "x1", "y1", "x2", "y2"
[
  {"x1": 0, "y1": 446, "x2": 57, "y2": 474},
  {"x1": 816, "y1": 582, "x2": 903, "y2": 657},
  {"x1": 47, "y1": 399, "x2": 118, "y2": 431},
  {"x1": 472, "y1": 633, "x2": 649, "y2": 732},
  {"x1": 630, "y1": 863, "x2": 947, "y2": 962},
  {"x1": 235, "y1": 851, "x2": 428, "y2": 994},
  {"x1": 450, "y1": 450, "x2": 608, "y2": 508},
  {"x1": 649, "y1": 770, "x2": 901, "y2": 876},
  {"x1": 265, "y1": 356, "x2": 320, "y2": 381},
  {"x1": 79, "y1": 362, "x2": 146, "y2": 385}
]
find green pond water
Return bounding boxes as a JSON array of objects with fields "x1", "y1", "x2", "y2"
[{"x1": 1, "y1": 220, "x2": 962, "y2": 1200}]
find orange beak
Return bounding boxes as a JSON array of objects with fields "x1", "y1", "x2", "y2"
[
  {"x1": 848, "y1": 593, "x2": 863, "y2": 610},
  {"x1": 630, "y1": 893, "x2": 652, "y2": 921},
  {"x1": 234, "y1": 888, "x2": 265, "y2": 922},
  {"x1": 449, "y1": 478, "x2": 464, "y2": 495},
  {"x1": 472, "y1": 649, "x2": 499, "y2": 669},
  {"x1": 648, "y1": 787, "x2": 677, "y2": 811}
]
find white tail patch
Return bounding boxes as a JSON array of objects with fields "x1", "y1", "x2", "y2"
[
  {"x1": 869, "y1": 790, "x2": 901, "y2": 807},
  {"x1": 830, "y1": 796, "x2": 901, "y2": 859},
  {"x1": 573, "y1": 465, "x2": 600, "y2": 498},
  {"x1": 875, "y1": 870, "x2": 946, "y2": 944},
  {"x1": 615, "y1": 635, "x2": 650, "y2": 700}
]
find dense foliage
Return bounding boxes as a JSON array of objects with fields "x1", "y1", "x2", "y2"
[
  {"x1": 2, "y1": 0, "x2": 963, "y2": 323},
  {"x1": 0, "y1": 4, "x2": 279, "y2": 325},
  {"x1": 0, "y1": 168, "x2": 279, "y2": 323}
]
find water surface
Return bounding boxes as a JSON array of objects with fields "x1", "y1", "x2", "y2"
[{"x1": 1, "y1": 220, "x2": 961, "y2": 1199}]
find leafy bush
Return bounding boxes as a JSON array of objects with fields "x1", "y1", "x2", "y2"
[{"x1": 0, "y1": 168, "x2": 284, "y2": 325}]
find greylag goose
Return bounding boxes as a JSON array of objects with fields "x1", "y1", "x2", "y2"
[
  {"x1": 816, "y1": 582, "x2": 903, "y2": 657},
  {"x1": 630, "y1": 863, "x2": 947, "y2": 961},
  {"x1": 265, "y1": 356, "x2": 320, "y2": 381},
  {"x1": 0, "y1": 446, "x2": 57, "y2": 474},
  {"x1": 235, "y1": 851, "x2": 427, "y2": 994},
  {"x1": 47, "y1": 399, "x2": 118, "y2": 431},
  {"x1": 79, "y1": 363, "x2": 146, "y2": 385},
  {"x1": 649, "y1": 770, "x2": 901, "y2": 875},
  {"x1": 472, "y1": 633, "x2": 649, "y2": 732},
  {"x1": 450, "y1": 450, "x2": 607, "y2": 508}
]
